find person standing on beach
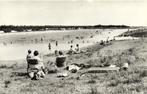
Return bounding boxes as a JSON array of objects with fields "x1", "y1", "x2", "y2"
[
  {"x1": 113, "y1": 36, "x2": 116, "y2": 40},
  {"x1": 55, "y1": 41, "x2": 58, "y2": 47},
  {"x1": 48, "y1": 43, "x2": 51, "y2": 51},
  {"x1": 106, "y1": 37, "x2": 109, "y2": 43},
  {"x1": 41, "y1": 37, "x2": 43, "y2": 43}
]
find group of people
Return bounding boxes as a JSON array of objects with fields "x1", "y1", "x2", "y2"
[
  {"x1": 26, "y1": 42, "x2": 83, "y2": 80},
  {"x1": 48, "y1": 41, "x2": 58, "y2": 51},
  {"x1": 68, "y1": 44, "x2": 80, "y2": 54},
  {"x1": 26, "y1": 50, "x2": 45, "y2": 80},
  {"x1": 26, "y1": 49, "x2": 67, "y2": 80}
]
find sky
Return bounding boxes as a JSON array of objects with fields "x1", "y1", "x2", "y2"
[{"x1": 0, "y1": 0, "x2": 147, "y2": 26}]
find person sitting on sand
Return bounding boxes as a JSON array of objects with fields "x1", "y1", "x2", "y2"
[
  {"x1": 26, "y1": 49, "x2": 33, "y2": 73},
  {"x1": 75, "y1": 44, "x2": 79, "y2": 51},
  {"x1": 56, "y1": 51, "x2": 66, "y2": 68},
  {"x1": 28, "y1": 50, "x2": 45, "y2": 80},
  {"x1": 67, "y1": 45, "x2": 74, "y2": 54},
  {"x1": 70, "y1": 45, "x2": 73, "y2": 51},
  {"x1": 100, "y1": 40, "x2": 104, "y2": 45},
  {"x1": 56, "y1": 51, "x2": 69, "y2": 77},
  {"x1": 74, "y1": 44, "x2": 80, "y2": 53}
]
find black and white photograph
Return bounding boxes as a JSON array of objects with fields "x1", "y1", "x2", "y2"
[{"x1": 0, "y1": 0, "x2": 147, "y2": 93}]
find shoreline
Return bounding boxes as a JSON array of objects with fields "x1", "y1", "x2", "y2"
[
  {"x1": 0, "y1": 29, "x2": 137, "y2": 61},
  {"x1": 0, "y1": 36, "x2": 146, "y2": 94},
  {"x1": 0, "y1": 38, "x2": 136, "y2": 64}
]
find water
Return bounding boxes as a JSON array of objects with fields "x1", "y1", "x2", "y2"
[
  {"x1": 0, "y1": 29, "x2": 136, "y2": 61},
  {"x1": 0, "y1": 42, "x2": 93, "y2": 61}
]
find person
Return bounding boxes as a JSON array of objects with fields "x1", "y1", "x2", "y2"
[
  {"x1": 70, "y1": 45, "x2": 73, "y2": 51},
  {"x1": 48, "y1": 43, "x2": 51, "y2": 51},
  {"x1": 55, "y1": 50, "x2": 58, "y2": 56},
  {"x1": 41, "y1": 37, "x2": 43, "y2": 42},
  {"x1": 106, "y1": 37, "x2": 109, "y2": 43},
  {"x1": 113, "y1": 36, "x2": 116, "y2": 40},
  {"x1": 68, "y1": 45, "x2": 74, "y2": 54},
  {"x1": 75, "y1": 44, "x2": 80, "y2": 54},
  {"x1": 71, "y1": 40, "x2": 73, "y2": 44},
  {"x1": 100, "y1": 40, "x2": 104, "y2": 45},
  {"x1": 28, "y1": 50, "x2": 45, "y2": 80},
  {"x1": 56, "y1": 51, "x2": 66, "y2": 68},
  {"x1": 75, "y1": 44, "x2": 79, "y2": 51},
  {"x1": 55, "y1": 41, "x2": 58, "y2": 47},
  {"x1": 56, "y1": 51, "x2": 68, "y2": 77},
  {"x1": 26, "y1": 49, "x2": 33, "y2": 73}
]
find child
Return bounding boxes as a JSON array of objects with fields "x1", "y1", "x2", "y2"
[{"x1": 26, "y1": 49, "x2": 33, "y2": 73}]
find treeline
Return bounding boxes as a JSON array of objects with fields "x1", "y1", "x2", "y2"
[{"x1": 0, "y1": 25, "x2": 129, "y2": 33}]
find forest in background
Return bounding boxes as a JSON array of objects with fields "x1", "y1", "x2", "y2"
[{"x1": 0, "y1": 25, "x2": 130, "y2": 33}]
